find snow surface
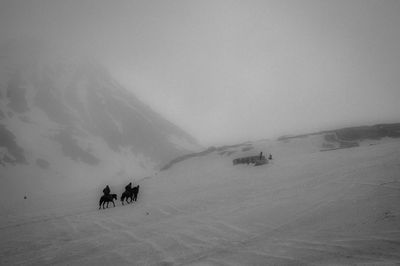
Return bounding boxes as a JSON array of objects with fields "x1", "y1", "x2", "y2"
[{"x1": 1, "y1": 137, "x2": 400, "y2": 265}]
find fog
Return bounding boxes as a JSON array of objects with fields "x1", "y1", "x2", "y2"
[{"x1": 1, "y1": 0, "x2": 400, "y2": 146}]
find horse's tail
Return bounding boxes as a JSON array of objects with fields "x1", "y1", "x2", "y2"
[{"x1": 99, "y1": 197, "x2": 103, "y2": 208}]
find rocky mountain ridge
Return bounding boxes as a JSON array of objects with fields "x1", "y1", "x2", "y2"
[{"x1": 0, "y1": 42, "x2": 200, "y2": 191}]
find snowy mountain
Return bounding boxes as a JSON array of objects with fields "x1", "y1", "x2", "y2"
[{"x1": 0, "y1": 40, "x2": 200, "y2": 198}]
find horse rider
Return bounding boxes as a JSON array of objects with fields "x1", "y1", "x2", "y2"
[
  {"x1": 125, "y1": 182, "x2": 132, "y2": 192},
  {"x1": 103, "y1": 185, "x2": 111, "y2": 196}
]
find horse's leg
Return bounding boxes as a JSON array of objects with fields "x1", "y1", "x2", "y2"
[{"x1": 112, "y1": 200, "x2": 115, "y2": 207}]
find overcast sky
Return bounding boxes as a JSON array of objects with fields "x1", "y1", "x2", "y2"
[{"x1": 1, "y1": 0, "x2": 400, "y2": 146}]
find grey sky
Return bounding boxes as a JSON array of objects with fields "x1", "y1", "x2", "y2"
[{"x1": 1, "y1": 0, "x2": 400, "y2": 145}]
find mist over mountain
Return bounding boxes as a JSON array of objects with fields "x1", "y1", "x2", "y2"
[
  {"x1": 1, "y1": 2, "x2": 400, "y2": 263},
  {"x1": 0, "y1": 39, "x2": 200, "y2": 197}
]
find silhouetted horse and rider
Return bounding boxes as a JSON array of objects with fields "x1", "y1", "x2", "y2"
[
  {"x1": 99, "y1": 182, "x2": 140, "y2": 209},
  {"x1": 121, "y1": 183, "x2": 140, "y2": 205},
  {"x1": 99, "y1": 185, "x2": 117, "y2": 209}
]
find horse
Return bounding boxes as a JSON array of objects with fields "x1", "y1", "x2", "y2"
[
  {"x1": 120, "y1": 185, "x2": 140, "y2": 205},
  {"x1": 132, "y1": 185, "x2": 140, "y2": 202},
  {"x1": 121, "y1": 190, "x2": 133, "y2": 205},
  {"x1": 99, "y1": 194, "x2": 117, "y2": 209}
]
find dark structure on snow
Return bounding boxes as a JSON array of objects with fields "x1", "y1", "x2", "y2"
[{"x1": 233, "y1": 155, "x2": 268, "y2": 166}]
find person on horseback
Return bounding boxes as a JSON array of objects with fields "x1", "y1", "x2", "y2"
[
  {"x1": 121, "y1": 182, "x2": 135, "y2": 205},
  {"x1": 103, "y1": 185, "x2": 110, "y2": 196},
  {"x1": 125, "y1": 182, "x2": 132, "y2": 192}
]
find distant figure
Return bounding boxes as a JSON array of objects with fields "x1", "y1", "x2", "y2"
[
  {"x1": 268, "y1": 154, "x2": 272, "y2": 160},
  {"x1": 103, "y1": 185, "x2": 110, "y2": 196},
  {"x1": 125, "y1": 182, "x2": 132, "y2": 192},
  {"x1": 99, "y1": 194, "x2": 117, "y2": 209},
  {"x1": 121, "y1": 182, "x2": 133, "y2": 205},
  {"x1": 121, "y1": 184, "x2": 140, "y2": 205},
  {"x1": 259, "y1": 152, "x2": 263, "y2": 160},
  {"x1": 24, "y1": 195, "x2": 27, "y2": 200}
]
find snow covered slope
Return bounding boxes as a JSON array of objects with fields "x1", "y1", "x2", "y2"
[
  {"x1": 1, "y1": 134, "x2": 399, "y2": 265},
  {"x1": 0, "y1": 39, "x2": 200, "y2": 202}
]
